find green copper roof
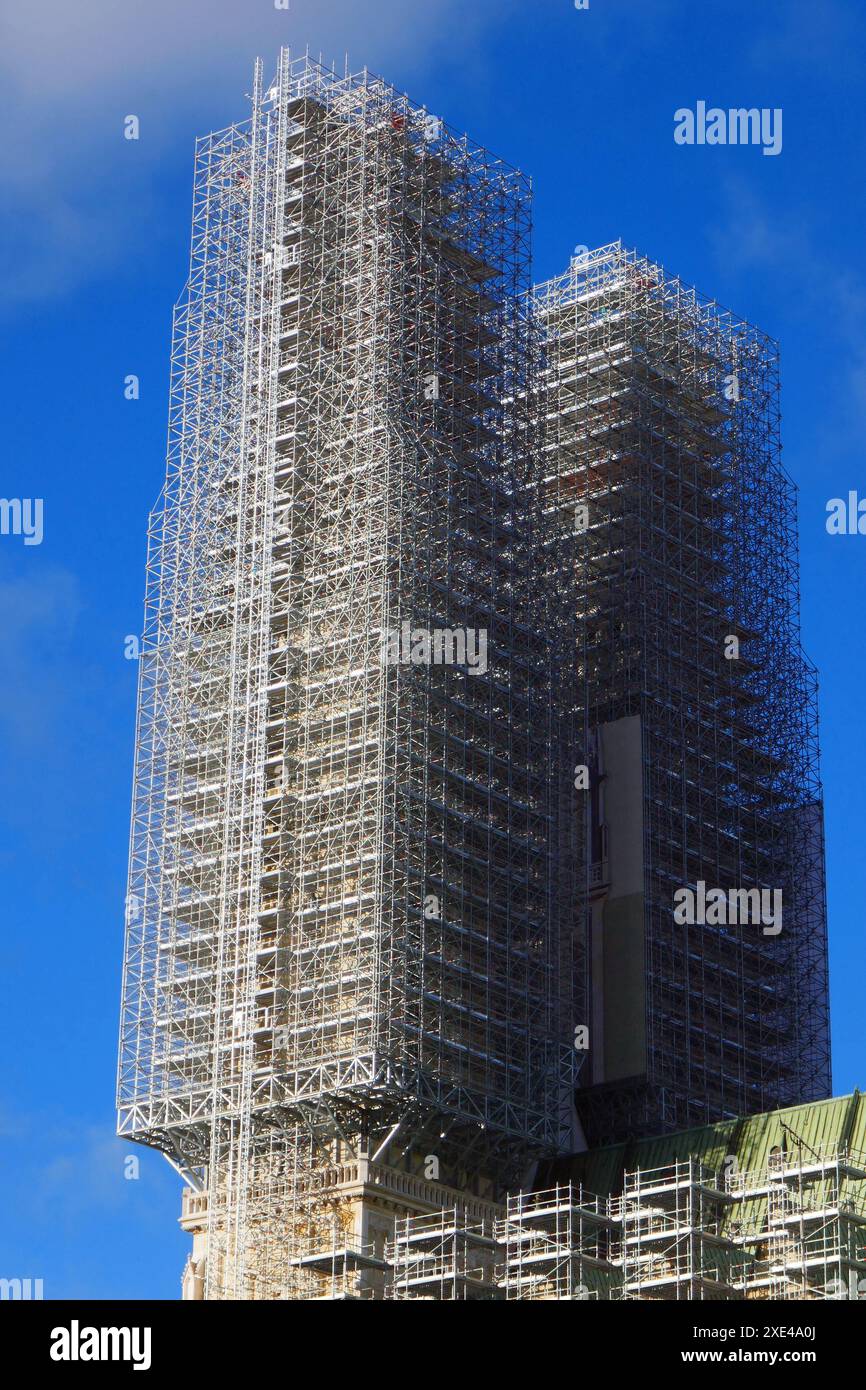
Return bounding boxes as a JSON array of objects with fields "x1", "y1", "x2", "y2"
[{"x1": 549, "y1": 1091, "x2": 865, "y2": 1195}]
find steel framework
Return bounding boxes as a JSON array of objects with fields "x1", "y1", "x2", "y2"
[
  {"x1": 389, "y1": 1207, "x2": 500, "y2": 1300},
  {"x1": 391, "y1": 1142, "x2": 866, "y2": 1300},
  {"x1": 499, "y1": 1183, "x2": 616, "y2": 1299},
  {"x1": 117, "y1": 53, "x2": 833, "y2": 1300},
  {"x1": 532, "y1": 243, "x2": 831, "y2": 1145},
  {"x1": 117, "y1": 51, "x2": 577, "y2": 1299}
]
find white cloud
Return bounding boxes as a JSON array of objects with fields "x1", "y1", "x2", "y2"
[
  {"x1": 2, "y1": 0, "x2": 516, "y2": 309},
  {"x1": 709, "y1": 177, "x2": 866, "y2": 454}
]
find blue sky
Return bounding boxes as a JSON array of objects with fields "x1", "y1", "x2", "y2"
[{"x1": 1, "y1": 0, "x2": 863, "y2": 1299}]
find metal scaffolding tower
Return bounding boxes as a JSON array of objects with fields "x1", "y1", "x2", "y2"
[
  {"x1": 389, "y1": 1207, "x2": 500, "y2": 1300},
  {"x1": 117, "y1": 51, "x2": 577, "y2": 1299},
  {"x1": 618, "y1": 1158, "x2": 746, "y2": 1300},
  {"x1": 532, "y1": 243, "x2": 831, "y2": 1145},
  {"x1": 727, "y1": 1140, "x2": 866, "y2": 1299},
  {"x1": 388, "y1": 1136, "x2": 866, "y2": 1301},
  {"x1": 499, "y1": 1183, "x2": 616, "y2": 1299},
  {"x1": 117, "y1": 51, "x2": 833, "y2": 1301}
]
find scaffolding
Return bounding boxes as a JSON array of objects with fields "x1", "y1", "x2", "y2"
[
  {"x1": 179, "y1": 1133, "x2": 866, "y2": 1300},
  {"x1": 499, "y1": 1184, "x2": 616, "y2": 1299},
  {"x1": 727, "y1": 1141, "x2": 866, "y2": 1299},
  {"x1": 618, "y1": 1159, "x2": 746, "y2": 1299},
  {"x1": 389, "y1": 1207, "x2": 500, "y2": 1300},
  {"x1": 117, "y1": 50, "x2": 577, "y2": 1299},
  {"x1": 532, "y1": 243, "x2": 831, "y2": 1146},
  {"x1": 116, "y1": 51, "x2": 833, "y2": 1301},
  {"x1": 438, "y1": 1141, "x2": 863, "y2": 1301}
]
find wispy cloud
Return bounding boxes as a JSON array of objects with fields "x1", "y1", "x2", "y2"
[
  {"x1": 709, "y1": 177, "x2": 866, "y2": 454},
  {"x1": 0, "y1": 1105, "x2": 183, "y2": 1296},
  {"x1": 1, "y1": 0, "x2": 514, "y2": 310}
]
